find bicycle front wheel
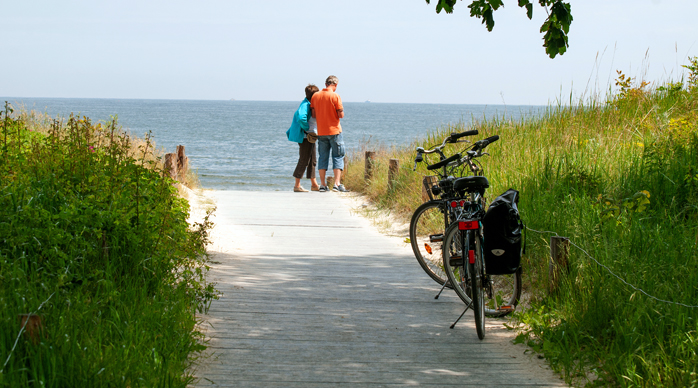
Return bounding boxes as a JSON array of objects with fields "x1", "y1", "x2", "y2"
[
  {"x1": 409, "y1": 201, "x2": 449, "y2": 286},
  {"x1": 485, "y1": 269, "x2": 523, "y2": 317}
]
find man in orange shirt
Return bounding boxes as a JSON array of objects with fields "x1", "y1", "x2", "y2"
[{"x1": 311, "y1": 75, "x2": 348, "y2": 192}]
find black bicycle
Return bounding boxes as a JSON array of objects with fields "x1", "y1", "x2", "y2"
[
  {"x1": 409, "y1": 130, "x2": 479, "y2": 287},
  {"x1": 441, "y1": 135, "x2": 522, "y2": 339}
]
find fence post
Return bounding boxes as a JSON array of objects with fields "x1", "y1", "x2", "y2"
[
  {"x1": 176, "y1": 145, "x2": 188, "y2": 181},
  {"x1": 549, "y1": 236, "x2": 570, "y2": 293},
  {"x1": 18, "y1": 314, "x2": 45, "y2": 345},
  {"x1": 164, "y1": 153, "x2": 178, "y2": 180},
  {"x1": 388, "y1": 159, "x2": 399, "y2": 190},
  {"x1": 364, "y1": 151, "x2": 376, "y2": 182}
]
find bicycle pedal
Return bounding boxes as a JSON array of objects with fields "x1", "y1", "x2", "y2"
[
  {"x1": 429, "y1": 234, "x2": 444, "y2": 242},
  {"x1": 449, "y1": 256, "x2": 463, "y2": 266},
  {"x1": 499, "y1": 305, "x2": 514, "y2": 311}
]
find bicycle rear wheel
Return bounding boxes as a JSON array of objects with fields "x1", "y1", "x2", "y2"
[
  {"x1": 442, "y1": 222, "x2": 472, "y2": 304},
  {"x1": 470, "y1": 235, "x2": 486, "y2": 340},
  {"x1": 443, "y1": 223, "x2": 521, "y2": 317},
  {"x1": 443, "y1": 225, "x2": 485, "y2": 339},
  {"x1": 409, "y1": 201, "x2": 449, "y2": 286}
]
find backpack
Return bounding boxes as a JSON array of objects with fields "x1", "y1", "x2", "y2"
[{"x1": 482, "y1": 189, "x2": 523, "y2": 275}]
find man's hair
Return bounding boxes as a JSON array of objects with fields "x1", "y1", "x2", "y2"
[
  {"x1": 305, "y1": 84, "x2": 319, "y2": 100},
  {"x1": 325, "y1": 75, "x2": 339, "y2": 86}
]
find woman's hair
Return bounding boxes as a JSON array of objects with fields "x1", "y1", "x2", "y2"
[{"x1": 305, "y1": 84, "x2": 320, "y2": 100}]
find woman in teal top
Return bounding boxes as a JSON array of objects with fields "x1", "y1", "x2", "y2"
[{"x1": 286, "y1": 84, "x2": 320, "y2": 192}]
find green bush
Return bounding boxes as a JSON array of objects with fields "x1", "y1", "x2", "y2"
[{"x1": 0, "y1": 108, "x2": 216, "y2": 387}]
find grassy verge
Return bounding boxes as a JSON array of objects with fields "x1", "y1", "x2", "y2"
[
  {"x1": 0, "y1": 107, "x2": 216, "y2": 387},
  {"x1": 343, "y1": 60, "x2": 698, "y2": 387}
]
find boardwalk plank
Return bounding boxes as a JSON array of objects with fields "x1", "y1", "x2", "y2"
[{"x1": 191, "y1": 191, "x2": 566, "y2": 387}]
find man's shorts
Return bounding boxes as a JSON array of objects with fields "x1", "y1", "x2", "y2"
[{"x1": 317, "y1": 133, "x2": 345, "y2": 171}]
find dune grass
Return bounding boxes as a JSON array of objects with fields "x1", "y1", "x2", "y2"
[
  {"x1": 343, "y1": 59, "x2": 698, "y2": 387},
  {"x1": 0, "y1": 107, "x2": 216, "y2": 387}
]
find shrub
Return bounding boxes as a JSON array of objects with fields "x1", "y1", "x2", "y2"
[{"x1": 0, "y1": 106, "x2": 216, "y2": 387}]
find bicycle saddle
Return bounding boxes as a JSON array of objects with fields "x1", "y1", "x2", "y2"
[{"x1": 453, "y1": 176, "x2": 489, "y2": 192}]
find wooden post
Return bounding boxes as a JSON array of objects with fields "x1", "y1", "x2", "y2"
[
  {"x1": 164, "y1": 153, "x2": 178, "y2": 180},
  {"x1": 364, "y1": 151, "x2": 376, "y2": 182},
  {"x1": 549, "y1": 236, "x2": 570, "y2": 293},
  {"x1": 388, "y1": 159, "x2": 399, "y2": 190},
  {"x1": 101, "y1": 231, "x2": 109, "y2": 259},
  {"x1": 19, "y1": 314, "x2": 45, "y2": 344},
  {"x1": 176, "y1": 145, "x2": 188, "y2": 181}
]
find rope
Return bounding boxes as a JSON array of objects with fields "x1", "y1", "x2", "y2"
[
  {"x1": 525, "y1": 226, "x2": 560, "y2": 236},
  {"x1": 525, "y1": 226, "x2": 698, "y2": 309},
  {"x1": 1, "y1": 292, "x2": 56, "y2": 373}
]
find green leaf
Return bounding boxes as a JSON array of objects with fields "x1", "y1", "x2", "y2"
[
  {"x1": 431, "y1": 0, "x2": 572, "y2": 58},
  {"x1": 468, "y1": 0, "x2": 486, "y2": 17},
  {"x1": 483, "y1": 7, "x2": 495, "y2": 30},
  {"x1": 488, "y1": 0, "x2": 504, "y2": 10},
  {"x1": 431, "y1": 0, "x2": 457, "y2": 14}
]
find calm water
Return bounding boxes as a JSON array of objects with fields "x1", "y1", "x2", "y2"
[{"x1": 3, "y1": 98, "x2": 545, "y2": 190}]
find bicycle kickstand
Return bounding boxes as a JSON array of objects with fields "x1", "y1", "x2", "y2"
[
  {"x1": 434, "y1": 280, "x2": 451, "y2": 299},
  {"x1": 449, "y1": 300, "x2": 473, "y2": 329}
]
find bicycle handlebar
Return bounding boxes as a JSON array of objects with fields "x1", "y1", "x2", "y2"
[
  {"x1": 473, "y1": 135, "x2": 499, "y2": 151},
  {"x1": 417, "y1": 130, "x2": 479, "y2": 155},
  {"x1": 447, "y1": 130, "x2": 479, "y2": 143},
  {"x1": 412, "y1": 131, "x2": 494, "y2": 172},
  {"x1": 427, "y1": 153, "x2": 461, "y2": 170}
]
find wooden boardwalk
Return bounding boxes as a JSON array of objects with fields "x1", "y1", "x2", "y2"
[{"x1": 191, "y1": 190, "x2": 566, "y2": 387}]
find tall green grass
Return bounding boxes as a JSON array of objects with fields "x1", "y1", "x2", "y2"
[
  {"x1": 344, "y1": 60, "x2": 698, "y2": 387},
  {"x1": 0, "y1": 107, "x2": 216, "y2": 387}
]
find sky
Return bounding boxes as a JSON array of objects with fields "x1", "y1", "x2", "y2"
[{"x1": 1, "y1": 0, "x2": 697, "y2": 105}]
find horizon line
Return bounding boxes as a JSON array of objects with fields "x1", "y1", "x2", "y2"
[{"x1": 1, "y1": 96, "x2": 547, "y2": 107}]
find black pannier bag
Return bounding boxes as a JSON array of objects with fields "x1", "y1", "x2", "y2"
[{"x1": 482, "y1": 189, "x2": 523, "y2": 275}]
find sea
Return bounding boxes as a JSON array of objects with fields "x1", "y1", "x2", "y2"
[{"x1": 2, "y1": 98, "x2": 545, "y2": 191}]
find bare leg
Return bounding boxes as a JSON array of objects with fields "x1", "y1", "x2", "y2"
[
  {"x1": 310, "y1": 178, "x2": 319, "y2": 188},
  {"x1": 294, "y1": 177, "x2": 301, "y2": 188},
  {"x1": 319, "y1": 169, "x2": 327, "y2": 187},
  {"x1": 333, "y1": 168, "x2": 342, "y2": 186}
]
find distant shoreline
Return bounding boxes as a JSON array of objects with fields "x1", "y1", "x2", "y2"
[{"x1": 2, "y1": 96, "x2": 546, "y2": 107}]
